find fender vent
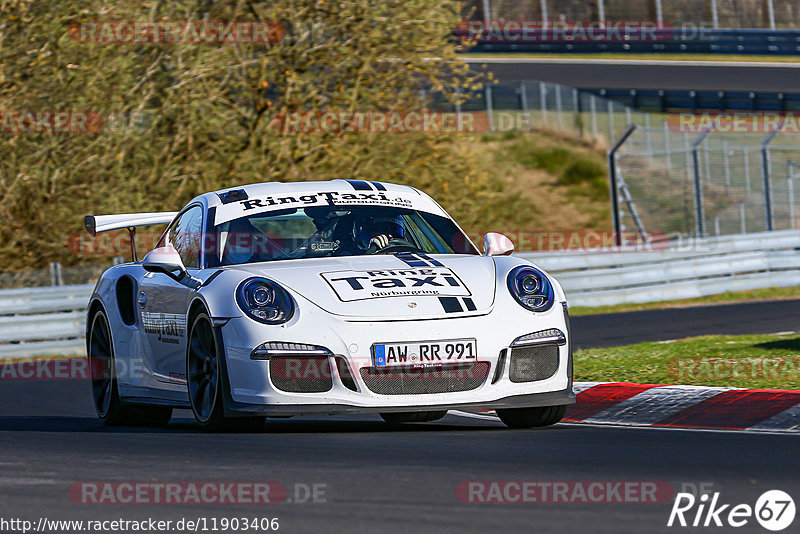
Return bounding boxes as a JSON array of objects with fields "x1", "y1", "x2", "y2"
[
  {"x1": 509, "y1": 345, "x2": 559, "y2": 383},
  {"x1": 269, "y1": 356, "x2": 332, "y2": 393},
  {"x1": 359, "y1": 362, "x2": 490, "y2": 395}
]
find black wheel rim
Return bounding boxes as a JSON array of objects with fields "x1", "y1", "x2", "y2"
[
  {"x1": 188, "y1": 317, "x2": 217, "y2": 422},
  {"x1": 89, "y1": 313, "x2": 113, "y2": 416}
]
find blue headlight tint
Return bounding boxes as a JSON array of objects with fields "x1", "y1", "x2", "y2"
[
  {"x1": 507, "y1": 266, "x2": 555, "y2": 312},
  {"x1": 236, "y1": 278, "x2": 294, "y2": 324}
]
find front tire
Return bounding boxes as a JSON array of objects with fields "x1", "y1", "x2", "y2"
[
  {"x1": 187, "y1": 312, "x2": 265, "y2": 432},
  {"x1": 380, "y1": 411, "x2": 448, "y2": 424},
  {"x1": 88, "y1": 310, "x2": 172, "y2": 427},
  {"x1": 496, "y1": 405, "x2": 567, "y2": 429}
]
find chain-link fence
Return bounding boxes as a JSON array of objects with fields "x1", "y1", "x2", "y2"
[
  {"x1": 613, "y1": 123, "x2": 800, "y2": 241},
  {"x1": 450, "y1": 79, "x2": 650, "y2": 147},
  {"x1": 439, "y1": 79, "x2": 800, "y2": 243},
  {"x1": 466, "y1": 0, "x2": 800, "y2": 30},
  {"x1": 0, "y1": 260, "x2": 122, "y2": 289}
]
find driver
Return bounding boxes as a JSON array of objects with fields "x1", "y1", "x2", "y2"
[{"x1": 352, "y1": 213, "x2": 406, "y2": 253}]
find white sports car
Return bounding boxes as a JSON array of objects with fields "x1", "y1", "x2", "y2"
[{"x1": 84, "y1": 180, "x2": 574, "y2": 430}]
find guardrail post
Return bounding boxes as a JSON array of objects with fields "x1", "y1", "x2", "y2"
[
  {"x1": 608, "y1": 124, "x2": 637, "y2": 247},
  {"x1": 49, "y1": 262, "x2": 63, "y2": 287},
  {"x1": 691, "y1": 129, "x2": 713, "y2": 238},
  {"x1": 761, "y1": 123, "x2": 783, "y2": 232}
]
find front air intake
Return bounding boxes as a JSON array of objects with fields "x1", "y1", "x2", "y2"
[
  {"x1": 359, "y1": 362, "x2": 490, "y2": 395},
  {"x1": 508, "y1": 344, "x2": 559, "y2": 383},
  {"x1": 269, "y1": 356, "x2": 333, "y2": 393}
]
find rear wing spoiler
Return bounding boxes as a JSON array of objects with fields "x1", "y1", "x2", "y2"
[{"x1": 84, "y1": 212, "x2": 178, "y2": 261}]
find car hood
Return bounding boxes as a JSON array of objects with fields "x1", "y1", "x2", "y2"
[{"x1": 230, "y1": 254, "x2": 496, "y2": 319}]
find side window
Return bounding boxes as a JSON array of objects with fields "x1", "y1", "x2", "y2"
[{"x1": 167, "y1": 206, "x2": 204, "y2": 269}]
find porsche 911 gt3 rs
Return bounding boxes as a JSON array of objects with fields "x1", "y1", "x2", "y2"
[{"x1": 84, "y1": 179, "x2": 574, "y2": 430}]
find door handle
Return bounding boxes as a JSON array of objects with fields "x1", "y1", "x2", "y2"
[{"x1": 137, "y1": 291, "x2": 147, "y2": 309}]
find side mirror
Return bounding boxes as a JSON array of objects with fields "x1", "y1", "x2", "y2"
[
  {"x1": 483, "y1": 232, "x2": 515, "y2": 256},
  {"x1": 142, "y1": 246, "x2": 187, "y2": 281}
]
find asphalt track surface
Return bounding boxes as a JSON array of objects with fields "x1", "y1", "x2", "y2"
[
  {"x1": 571, "y1": 298, "x2": 800, "y2": 349},
  {"x1": 470, "y1": 57, "x2": 800, "y2": 92},
  {"x1": 2, "y1": 300, "x2": 800, "y2": 534}
]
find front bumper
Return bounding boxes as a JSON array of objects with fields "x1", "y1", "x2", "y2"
[{"x1": 219, "y1": 299, "x2": 574, "y2": 416}]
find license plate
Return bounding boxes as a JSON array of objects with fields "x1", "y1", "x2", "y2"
[{"x1": 372, "y1": 339, "x2": 477, "y2": 367}]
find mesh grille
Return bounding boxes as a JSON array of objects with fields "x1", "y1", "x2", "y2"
[
  {"x1": 509, "y1": 345, "x2": 559, "y2": 383},
  {"x1": 359, "y1": 361, "x2": 490, "y2": 395},
  {"x1": 269, "y1": 356, "x2": 333, "y2": 393}
]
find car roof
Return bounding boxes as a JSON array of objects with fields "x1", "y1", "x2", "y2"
[
  {"x1": 204, "y1": 179, "x2": 421, "y2": 208},
  {"x1": 198, "y1": 179, "x2": 451, "y2": 225}
]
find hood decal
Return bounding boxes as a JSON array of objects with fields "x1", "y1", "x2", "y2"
[{"x1": 320, "y1": 265, "x2": 471, "y2": 302}]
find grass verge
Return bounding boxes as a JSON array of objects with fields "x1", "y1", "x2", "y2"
[
  {"x1": 568, "y1": 286, "x2": 800, "y2": 317},
  {"x1": 575, "y1": 332, "x2": 800, "y2": 389}
]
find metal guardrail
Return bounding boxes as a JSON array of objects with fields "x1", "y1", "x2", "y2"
[
  {"x1": 521, "y1": 229, "x2": 800, "y2": 307},
  {"x1": 1, "y1": 229, "x2": 798, "y2": 358},
  {"x1": 0, "y1": 285, "x2": 92, "y2": 359},
  {"x1": 458, "y1": 28, "x2": 800, "y2": 55},
  {"x1": 589, "y1": 89, "x2": 800, "y2": 114}
]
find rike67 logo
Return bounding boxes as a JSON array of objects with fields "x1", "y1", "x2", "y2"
[{"x1": 668, "y1": 490, "x2": 795, "y2": 531}]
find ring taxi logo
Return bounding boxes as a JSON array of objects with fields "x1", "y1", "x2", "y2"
[{"x1": 668, "y1": 490, "x2": 796, "y2": 531}]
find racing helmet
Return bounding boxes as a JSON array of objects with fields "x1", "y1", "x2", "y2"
[{"x1": 352, "y1": 214, "x2": 405, "y2": 250}]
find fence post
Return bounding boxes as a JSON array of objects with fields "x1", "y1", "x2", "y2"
[
  {"x1": 711, "y1": 0, "x2": 719, "y2": 29},
  {"x1": 590, "y1": 96, "x2": 598, "y2": 139},
  {"x1": 767, "y1": 0, "x2": 776, "y2": 30},
  {"x1": 663, "y1": 120, "x2": 672, "y2": 171},
  {"x1": 555, "y1": 86, "x2": 564, "y2": 130},
  {"x1": 519, "y1": 82, "x2": 529, "y2": 131},
  {"x1": 608, "y1": 124, "x2": 637, "y2": 247},
  {"x1": 790, "y1": 176, "x2": 796, "y2": 230},
  {"x1": 539, "y1": 82, "x2": 548, "y2": 125},
  {"x1": 740, "y1": 203, "x2": 747, "y2": 233},
  {"x1": 723, "y1": 139, "x2": 731, "y2": 190},
  {"x1": 691, "y1": 129, "x2": 713, "y2": 238},
  {"x1": 655, "y1": 0, "x2": 664, "y2": 28},
  {"x1": 573, "y1": 88, "x2": 582, "y2": 137},
  {"x1": 744, "y1": 149, "x2": 751, "y2": 191},
  {"x1": 761, "y1": 124, "x2": 783, "y2": 231},
  {"x1": 485, "y1": 84, "x2": 495, "y2": 132}
]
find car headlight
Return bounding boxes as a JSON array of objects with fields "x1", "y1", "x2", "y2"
[
  {"x1": 507, "y1": 265, "x2": 554, "y2": 312},
  {"x1": 236, "y1": 277, "x2": 294, "y2": 324}
]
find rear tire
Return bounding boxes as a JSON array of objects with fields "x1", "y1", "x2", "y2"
[
  {"x1": 187, "y1": 312, "x2": 265, "y2": 432},
  {"x1": 496, "y1": 405, "x2": 567, "y2": 429},
  {"x1": 88, "y1": 310, "x2": 172, "y2": 427},
  {"x1": 380, "y1": 411, "x2": 448, "y2": 424}
]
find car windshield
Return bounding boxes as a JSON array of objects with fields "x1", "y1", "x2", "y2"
[{"x1": 209, "y1": 205, "x2": 479, "y2": 266}]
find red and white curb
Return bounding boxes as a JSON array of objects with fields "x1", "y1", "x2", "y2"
[{"x1": 455, "y1": 382, "x2": 800, "y2": 432}]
